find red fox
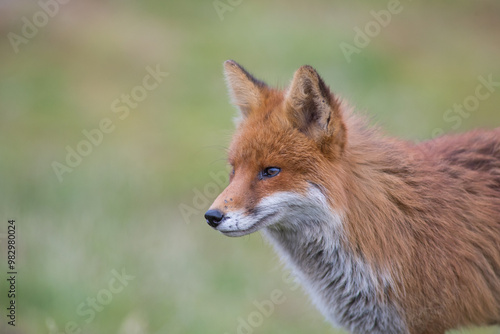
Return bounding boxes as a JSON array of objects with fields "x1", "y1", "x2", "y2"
[{"x1": 205, "y1": 60, "x2": 500, "y2": 334}]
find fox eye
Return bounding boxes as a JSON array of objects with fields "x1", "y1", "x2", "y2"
[{"x1": 260, "y1": 167, "x2": 281, "y2": 179}]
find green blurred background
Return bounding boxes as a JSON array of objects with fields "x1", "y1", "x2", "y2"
[{"x1": 1, "y1": 0, "x2": 500, "y2": 333}]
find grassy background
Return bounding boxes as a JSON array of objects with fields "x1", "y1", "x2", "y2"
[{"x1": 1, "y1": 0, "x2": 500, "y2": 333}]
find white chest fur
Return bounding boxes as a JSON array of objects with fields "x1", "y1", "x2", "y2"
[{"x1": 260, "y1": 187, "x2": 408, "y2": 334}]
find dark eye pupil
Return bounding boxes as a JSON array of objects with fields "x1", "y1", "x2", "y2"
[{"x1": 263, "y1": 167, "x2": 280, "y2": 178}]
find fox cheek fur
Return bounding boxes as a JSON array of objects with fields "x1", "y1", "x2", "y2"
[{"x1": 205, "y1": 60, "x2": 500, "y2": 334}]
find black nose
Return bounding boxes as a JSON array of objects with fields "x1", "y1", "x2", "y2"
[{"x1": 205, "y1": 209, "x2": 225, "y2": 228}]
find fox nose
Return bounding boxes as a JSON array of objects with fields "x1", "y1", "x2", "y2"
[{"x1": 205, "y1": 209, "x2": 225, "y2": 228}]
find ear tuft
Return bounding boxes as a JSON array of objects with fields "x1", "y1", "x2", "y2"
[{"x1": 224, "y1": 60, "x2": 267, "y2": 119}]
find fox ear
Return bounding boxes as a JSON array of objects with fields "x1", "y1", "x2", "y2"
[
  {"x1": 285, "y1": 65, "x2": 346, "y2": 156},
  {"x1": 224, "y1": 60, "x2": 267, "y2": 119}
]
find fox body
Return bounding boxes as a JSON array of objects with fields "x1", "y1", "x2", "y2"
[{"x1": 205, "y1": 60, "x2": 500, "y2": 334}]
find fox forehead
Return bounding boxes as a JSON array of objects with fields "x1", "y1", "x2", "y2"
[{"x1": 228, "y1": 107, "x2": 322, "y2": 171}]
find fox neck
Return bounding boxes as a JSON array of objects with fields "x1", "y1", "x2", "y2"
[
  {"x1": 262, "y1": 212, "x2": 408, "y2": 333},
  {"x1": 340, "y1": 112, "x2": 417, "y2": 282},
  {"x1": 261, "y1": 113, "x2": 412, "y2": 333}
]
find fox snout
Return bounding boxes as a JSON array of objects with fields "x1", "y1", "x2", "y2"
[{"x1": 204, "y1": 209, "x2": 224, "y2": 228}]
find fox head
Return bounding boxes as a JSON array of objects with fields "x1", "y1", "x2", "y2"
[{"x1": 205, "y1": 60, "x2": 347, "y2": 237}]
